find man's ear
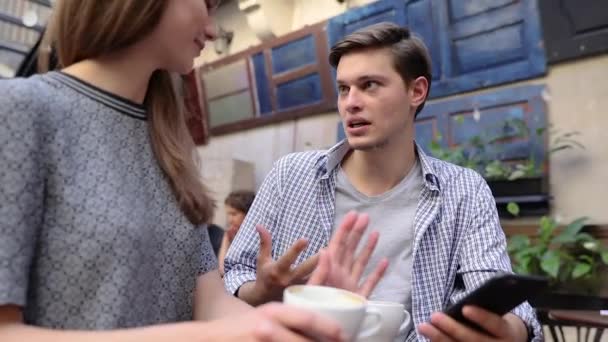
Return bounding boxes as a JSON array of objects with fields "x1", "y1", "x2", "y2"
[{"x1": 409, "y1": 76, "x2": 429, "y2": 108}]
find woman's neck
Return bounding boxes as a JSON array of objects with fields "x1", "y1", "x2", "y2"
[{"x1": 61, "y1": 47, "x2": 157, "y2": 105}]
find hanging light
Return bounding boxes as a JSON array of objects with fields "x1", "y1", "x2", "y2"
[
  {"x1": 22, "y1": 10, "x2": 39, "y2": 27},
  {"x1": 214, "y1": 25, "x2": 234, "y2": 55}
]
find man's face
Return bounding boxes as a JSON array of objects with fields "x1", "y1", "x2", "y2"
[{"x1": 336, "y1": 48, "x2": 417, "y2": 151}]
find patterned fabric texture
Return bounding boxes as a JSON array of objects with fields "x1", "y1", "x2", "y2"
[
  {"x1": 0, "y1": 72, "x2": 217, "y2": 329},
  {"x1": 224, "y1": 140, "x2": 542, "y2": 341}
]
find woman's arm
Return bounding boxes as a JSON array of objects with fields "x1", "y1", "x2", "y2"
[
  {"x1": 2, "y1": 298, "x2": 344, "y2": 342},
  {"x1": 193, "y1": 270, "x2": 251, "y2": 321},
  {"x1": 0, "y1": 305, "x2": 204, "y2": 342}
]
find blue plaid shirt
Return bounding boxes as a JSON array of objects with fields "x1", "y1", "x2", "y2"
[{"x1": 224, "y1": 140, "x2": 542, "y2": 341}]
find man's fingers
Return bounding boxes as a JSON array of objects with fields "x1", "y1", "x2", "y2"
[
  {"x1": 342, "y1": 213, "x2": 369, "y2": 269},
  {"x1": 256, "y1": 225, "x2": 273, "y2": 263},
  {"x1": 351, "y1": 231, "x2": 379, "y2": 279},
  {"x1": 261, "y1": 303, "x2": 344, "y2": 342},
  {"x1": 417, "y1": 322, "x2": 454, "y2": 342},
  {"x1": 307, "y1": 250, "x2": 330, "y2": 286},
  {"x1": 328, "y1": 211, "x2": 358, "y2": 263},
  {"x1": 428, "y1": 312, "x2": 488, "y2": 342},
  {"x1": 253, "y1": 319, "x2": 311, "y2": 342},
  {"x1": 462, "y1": 306, "x2": 510, "y2": 338},
  {"x1": 292, "y1": 253, "x2": 319, "y2": 280},
  {"x1": 357, "y1": 257, "x2": 389, "y2": 298},
  {"x1": 276, "y1": 238, "x2": 309, "y2": 272}
]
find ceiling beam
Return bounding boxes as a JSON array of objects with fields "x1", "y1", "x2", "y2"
[
  {"x1": 0, "y1": 41, "x2": 28, "y2": 55},
  {"x1": 28, "y1": 0, "x2": 53, "y2": 7},
  {"x1": 0, "y1": 10, "x2": 45, "y2": 32}
]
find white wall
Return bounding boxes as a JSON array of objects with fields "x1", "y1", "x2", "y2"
[
  {"x1": 291, "y1": 0, "x2": 375, "y2": 30},
  {"x1": 540, "y1": 55, "x2": 608, "y2": 224},
  {"x1": 196, "y1": 0, "x2": 263, "y2": 65},
  {"x1": 196, "y1": 0, "x2": 608, "y2": 225},
  {"x1": 195, "y1": 0, "x2": 376, "y2": 66},
  {"x1": 198, "y1": 111, "x2": 341, "y2": 187}
]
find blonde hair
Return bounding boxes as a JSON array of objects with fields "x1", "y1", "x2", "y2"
[{"x1": 40, "y1": 0, "x2": 214, "y2": 224}]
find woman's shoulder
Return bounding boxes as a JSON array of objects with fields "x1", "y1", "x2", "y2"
[
  {"x1": 0, "y1": 74, "x2": 53, "y2": 118},
  {"x1": 0, "y1": 73, "x2": 53, "y2": 94}
]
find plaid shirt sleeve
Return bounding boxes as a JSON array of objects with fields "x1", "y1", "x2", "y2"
[
  {"x1": 223, "y1": 162, "x2": 281, "y2": 295},
  {"x1": 454, "y1": 178, "x2": 543, "y2": 341}
]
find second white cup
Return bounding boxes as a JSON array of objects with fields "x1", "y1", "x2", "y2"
[
  {"x1": 356, "y1": 300, "x2": 412, "y2": 342},
  {"x1": 283, "y1": 285, "x2": 382, "y2": 341}
]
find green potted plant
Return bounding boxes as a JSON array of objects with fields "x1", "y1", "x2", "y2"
[
  {"x1": 429, "y1": 119, "x2": 584, "y2": 217},
  {"x1": 507, "y1": 203, "x2": 608, "y2": 297},
  {"x1": 484, "y1": 124, "x2": 583, "y2": 198}
]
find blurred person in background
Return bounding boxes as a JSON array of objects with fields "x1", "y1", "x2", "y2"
[{"x1": 218, "y1": 190, "x2": 256, "y2": 276}]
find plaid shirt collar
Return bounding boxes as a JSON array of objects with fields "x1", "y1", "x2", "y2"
[{"x1": 314, "y1": 139, "x2": 441, "y2": 192}]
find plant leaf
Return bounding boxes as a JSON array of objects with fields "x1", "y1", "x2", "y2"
[
  {"x1": 514, "y1": 255, "x2": 533, "y2": 275},
  {"x1": 582, "y1": 241, "x2": 599, "y2": 252},
  {"x1": 575, "y1": 232, "x2": 595, "y2": 242},
  {"x1": 560, "y1": 131, "x2": 581, "y2": 138},
  {"x1": 507, "y1": 202, "x2": 520, "y2": 217},
  {"x1": 536, "y1": 127, "x2": 546, "y2": 136},
  {"x1": 508, "y1": 169, "x2": 527, "y2": 181},
  {"x1": 540, "y1": 216, "x2": 553, "y2": 231},
  {"x1": 572, "y1": 262, "x2": 592, "y2": 279},
  {"x1": 553, "y1": 217, "x2": 589, "y2": 243},
  {"x1": 539, "y1": 216, "x2": 556, "y2": 243},
  {"x1": 521, "y1": 245, "x2": 545, "y2": 256},
  {"x1": 601, "y1": 251, "x2": 608, "y2": 265},
  {"x1": 508, "y1": 234, "x2": 529, "y2": 252},
  {"x1": 556, "y1": 137, "x2": 585, "y2": 148},
  {"x1": 513, "y1": 264, "x2": 530, "y2": 275},
  {"x1": 550, "y1": 145, "x2": 573, "y2": 154},
  {"x1": 552, "y1": 233, "x2": 577, "y2": 244},
  {"x1": 541, "y1": 250, "x2": 560, "y2": 278},
  {"x1": 564, "y1": 217, "x2": 589, "y2": 235},
  {"x1": 578, "y1": 255, "x2": 593, "y2": 264},
  {"x1": 485, "y1": 160, "x2": 511, "y2": 180}
]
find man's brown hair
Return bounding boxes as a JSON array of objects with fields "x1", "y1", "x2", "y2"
[{"x1": 329, "y1": 22, "x2": 432, "y2": 116}]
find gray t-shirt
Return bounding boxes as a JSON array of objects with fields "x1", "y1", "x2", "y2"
[
  {"x1": 0, "y1": 72, "x2": 217, "y2": 329},
  {"x1": 334, "y1": 158, "x2": 423, "y2": 335}
]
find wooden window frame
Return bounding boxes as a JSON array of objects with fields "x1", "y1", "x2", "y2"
[
  {"x1": 538, "y1": 0, "x2": 608, "y2": 63},
  {"x1": 197, "y1": 21, "x2": 336, "y2": 136}
]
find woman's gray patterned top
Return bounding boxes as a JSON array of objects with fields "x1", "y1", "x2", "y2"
[{"x1": 0, "y1": 72, "x2": 218, "y2": 329}]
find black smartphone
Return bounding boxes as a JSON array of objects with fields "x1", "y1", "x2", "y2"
[{"x1": 444, "y1": 273, "x2": 548, "y2": 335}]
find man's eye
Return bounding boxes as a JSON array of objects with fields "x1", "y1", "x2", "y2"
[
  {"x1": 364, "y1": 81, "x2": 379, "y2": 90},
  {"x1": 338, "y1": 85, "x2": 349, "y2": 95}
]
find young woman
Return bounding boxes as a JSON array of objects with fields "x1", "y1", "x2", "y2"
[
  {"x1": 0, "y1": 1, "x2": 385, "y2": 341},
  {"x1": 218, "y1": 191, "x2": 255, "y2": 276}
]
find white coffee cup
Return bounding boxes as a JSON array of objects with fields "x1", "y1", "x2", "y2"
[
  {"x1": 283, "y1": 285, "x2": 382, "y2": 341},
  {"x1": 356, "y1": 300, "x2": 412, "y2": 342}
]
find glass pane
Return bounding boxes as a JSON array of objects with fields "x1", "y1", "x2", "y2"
[
  {"x1": 208, "y1": 90, "x2": 254, "y2": 127},
  {"x1": 202, "y1": 59, "x2": 249, "y2": 99},
  {"x1": 271, "y1": 35, "x2": 315, "y2": 74}
]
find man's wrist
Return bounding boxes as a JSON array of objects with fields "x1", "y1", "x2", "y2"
[{"x1": 237, "y1": 281, "x2": 265, "y2": 307}]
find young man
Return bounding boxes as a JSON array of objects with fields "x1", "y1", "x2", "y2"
[{"x1": 224, "y1": 22, "x2": 542, "y2": 341}]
